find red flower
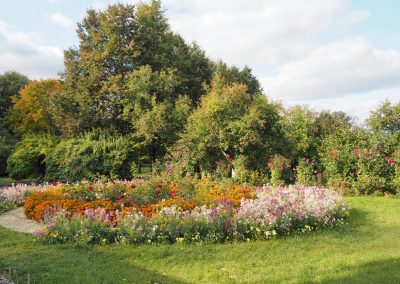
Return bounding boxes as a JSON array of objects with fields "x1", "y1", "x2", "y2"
[
  {"x1": 116, "y1": 195, "x2": 124, "y2": 200},
  {"x1": 328, "y1": 152, "x2": 335, "y2": 156},
  {"x1": 52, "y1": 181, "x2": 58, "y2": 186},
  {"x1": 333, "y1": 157, "x2": 338, "y2": 161},
  {"x1": 169, "y1": 190, "x2": 176, "y2": 197},
  {"x1": 156, "y1": 184, "x2": 162, "y2": 189},
  {"x1": 156, "y1": 189, "x2": 161, "y2": 194},
  {"x1": 88, "y1": 186, "x2": 94, "y2": 191}
]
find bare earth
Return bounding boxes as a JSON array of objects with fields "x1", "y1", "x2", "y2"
[{"x1": 0, "y1": 208, "x2": 41, "y2": 234}]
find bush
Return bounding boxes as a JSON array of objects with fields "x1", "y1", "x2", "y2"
[
  {"x1": 45, "y1": 131, "x2": 137, "y2": 182},
  {"x1": 6, "y1": 134, "x2": 55, "y2": 179},
  {"x1": 267, "y1": 155, "x2": 292, "y2": 186},
  {"x1": 351, "y1": 148, "x2": 396, "y2": 194},
  {"x1": 295, "y1": 158, "x2": 317, "y2": 186}
]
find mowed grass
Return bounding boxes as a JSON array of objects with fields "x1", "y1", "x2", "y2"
[{"x1": 1, "y1": 197, "x2": 400, "y2": 284}]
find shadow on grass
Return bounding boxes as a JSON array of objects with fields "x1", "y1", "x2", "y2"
[
  {"x1": 347, "y1": 207, "x2": 369, "y2": 227},
  {"x1": 0, "y1": 243, "x2": 189, "y2": 284},
  {"x1": 313, "y1": 258, "x2": 400, "y2": 284}
]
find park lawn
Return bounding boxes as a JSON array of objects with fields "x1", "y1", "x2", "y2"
[
  {"x1": 1, "y1": 196, "x2": 400, "y2": 284},
  {"x1": 0, "y1": 177, "x2": 36, "y2": 187}
]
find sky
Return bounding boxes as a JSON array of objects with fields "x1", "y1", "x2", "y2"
[{"x1": 0, "y1": 0, "x2": 399, "y2": 122}]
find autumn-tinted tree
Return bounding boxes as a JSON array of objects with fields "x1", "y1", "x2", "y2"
[{"x1": 7, "y1": 79, "x2": 62, "y2": 135}]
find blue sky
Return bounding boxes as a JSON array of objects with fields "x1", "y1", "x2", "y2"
[{"x1": 0, "y1": 0, "x2": 399, "y2": 121}]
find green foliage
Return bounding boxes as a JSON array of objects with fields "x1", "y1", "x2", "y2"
[
  {"x1": 319, "y1": 127, "x2": 367, "y2": 191},
  {"x1": 282, "y1": 106, "x2": 318, "y2": 163},
  {"x1": 0, "y1": 71, "x2": 29, "y2": 120},
  {"x1": 122, "y1": 66, "x2": 191, "y2": 162},
  {"x1": 0, "y1": 199, "x2": 16, "y2": 214},
  {"x1": 352, "y1": 148, "x2": 396, "y2": 194},
  {"x1": 368, "y1": 100, "x2": 400, "y2": 135},
  {"x1": 0, "y1": 126, "x2": 16, "y2": 176},
  {"x1": 267, "y1": 154, "x2": 292, "y2": 186},
  {"x1": 45, "y1": 131, "x2": 137, "y2": 182},
  {"x1": 213, "y1": 61, "x2": 262, "y2": 95},
  {"x1": 180, "y1": 76, "x2": 283, "y2": 176},
  {"x1": 59, "y1": 1, "x2": 212, "y2": 136},
  {"x1": 6, "y1": 134, "x2": 55, "y2": 179},
  {"x1": 295, "y1": 158, "x2": 317, "y2": 186}
]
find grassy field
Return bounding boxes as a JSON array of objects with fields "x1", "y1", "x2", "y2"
[{"x1": 1, "y1": 196, "x2": 400, "y2": 283}]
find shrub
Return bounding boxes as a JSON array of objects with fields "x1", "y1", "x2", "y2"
[
  {"x1": 295, "y1": 158, "x2": 317, "y2": 186},
  {"x1": 267, "y1": 155, "x2": 292, "y2": 186},
  {"x1": 7, "y1": 134, "x2": 55, "y2": 179},
  {"x1": 45, "y1": 131, "x2": 137, "y2": 182},
  {"x1": 351, "y1": 148, "x2": 396, "y2": 194}
]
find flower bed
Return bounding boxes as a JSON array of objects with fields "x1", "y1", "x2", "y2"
[
  {"x1": 0, "y1": 183, "x2": 48, "y2": 214},
  {"x1": 23, "y1": 179, "x2": 350, "y2": 245}
]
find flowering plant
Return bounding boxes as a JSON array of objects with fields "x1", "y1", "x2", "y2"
[{"x1": 267, "y1": 155, "x2": 292, "y2": 186}]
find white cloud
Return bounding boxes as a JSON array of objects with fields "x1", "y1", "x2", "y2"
[
  {"x1": 48, "y1": 0, "x2": 61, "y2": 3},
  {"x1": 0, "y1": 20, "x2": 63, "y2": 79},
  {"x1": 50, "y1": 12, "x2": 73, "y2": 28},
  {"x1": 162, "y1": 0, "x2": 369, "y2": 69},
  {"x1": 280, "y1": 87, "x2": 400, "y2": 123},
  {"x1": 263, "y1": 38, "x2": 400, "y2": 100}
]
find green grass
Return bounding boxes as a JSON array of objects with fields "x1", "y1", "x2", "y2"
[
  {"x1": 0, "y1": 177, "x2": 15, "y2": 186},
  {"x1": 0, "y1": 177, "x2": 36, "y2": 187},
  {"x1": 1, "y1": 196, "x2": 400, "y2": 283}
]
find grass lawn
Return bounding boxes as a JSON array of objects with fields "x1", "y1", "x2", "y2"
[
  {"x1": 0, "y1": 177, "x2": 15, "y2": 186},
  {"x1": 1, "y1": 196, "x2": 400, "y2": 283},
  {"x1": 0, "y1": 177, "x2": 36, "y2": 187}
]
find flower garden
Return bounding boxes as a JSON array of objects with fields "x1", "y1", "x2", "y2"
[{"x1": 0, "y1": 177, "x2": 350, "y2": 245}]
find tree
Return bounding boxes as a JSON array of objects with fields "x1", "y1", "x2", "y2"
[
  {"x1": 315, "y1": 111, "x2": 353, "y2": 137},
  {"x1": 282, "y1": 106, "x2": 318, "y2": 162},
  {"x1": 213, "y1": 61, "x2": 262, "y2": 95},
  {"x1": 7, "y1": 79, "x2": 62, "y2": 135},
  {"x1": 60, "y1": 1, "x2": 212, "y2": 135},
  {"x1": 0, "y1": 71, "x2": 28, "y2": 175},
  {"x1": 368, "y1": 100, "x2": 400, "y2": 136},
  {"x1": 0, "y1": 71, "x2": 29, "y2": 121},
  {"x1": 122, "y1": 65, "x2": 191, "y2": 163},
  {"x1": 180, "y1": 76, "x2": 283, "y2": 177},
  {"x1": 0, "y1": 126, "x2": 15, "y2": 176}
]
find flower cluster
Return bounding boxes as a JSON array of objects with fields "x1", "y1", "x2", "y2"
[
  {"x1": 33, "y1": 183, "x2": 350, "y2": 245},
  {"x1": 0, "y1": 183, "x2": 48, "y2": 214}
]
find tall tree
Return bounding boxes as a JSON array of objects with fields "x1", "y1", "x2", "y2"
[
  {"x1": 213, "y1": 61, "x2": 262, "y2": 95},
  {"x1": 122, "y1": 65, "x2": 191, "y2": 163},
  {"x1": 60, "y1": 1, "x2": 212, "y2": 135}
]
